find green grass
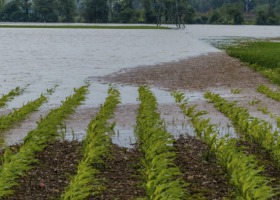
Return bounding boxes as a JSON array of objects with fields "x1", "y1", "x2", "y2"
[
  {"x1": 226, "y1": 41, "x2": 280, "y2": 84},
  {"x1": 0, "y1": 24, "x2": 170, "y2": 30}
]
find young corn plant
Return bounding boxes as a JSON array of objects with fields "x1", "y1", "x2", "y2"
[
  {"x1": 61, "y1": 86, "x2": 120, "y2": 200},
  {"x1": 172, "y1": 91, "x2": 277, "y2": 199},
  {"x1": 204, "y1": 92, "x2": 280, "y2": 170},
  {"x1": 0, "y1": 94, "x2": 47, "y2": 133},
  {"x1": 0, "y1": 87, "x2": 24, "y2": 108},
  {"x1": 231, "y1": 88, "x2": 242, "y2": 94},
  {"x1": 135, "y1": 86, "x2": 187, "y2": 200},
  {"x1": 0, "y1": 85, "x2": 89, "y2": 198},
  {"x1": 257, "y1": 84, "x2": 280, "y2": 102}
]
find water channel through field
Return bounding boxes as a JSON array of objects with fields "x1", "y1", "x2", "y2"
[{"x1": 1, "y1": 24, "x2": 280, "y2": 147}]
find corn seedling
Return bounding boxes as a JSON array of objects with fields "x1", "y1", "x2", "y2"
[
  {"x1": 231, "y1": 88, "x2": 242, "y2": 94},
  {"x1": 257, "y1": 84, "x2": 280, "y2": 102},
  {"x1": 248, "y1": 99, "x2": 260, "y2": 106},
  {"x1": 204, "y1": 92, "x2": 280, "y2": 170},
  {"x1": 257, "y1": 105, "x2": 269, "y2": 115},
  {"x1": 0, "y1": 94, "x2": 47, "y2": 134},
  {"x1": 61, "y1": 86, "x2": 120, "y2": 200},
  {"x1": 135, "y1": 86, "x2": 187, "y2": 200},
  {"x1": 0, "y1": 87, "x2": 24, "y2": 108},
  {"x1": 172, "y1": 91, "x2": 276, "y2": 199},
  {"x1": 0, "y1": 85, "x2": 88, "y2": 198}
]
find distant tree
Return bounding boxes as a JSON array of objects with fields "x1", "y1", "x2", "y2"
[
  {"x1": 182, "y1": 4, "x2": 195, "y2": 24},
  {"x1": 209, "y1": 11, "x2": 222, "y2": 24},
  {"x1": 0, "y1": 0, "x2": 4, "y2": 9},
  {"x1": 256, "y1": 6, "x2": 279, "y2": 25},
  {"x1": 0, "y1": 0, "x2": 24, "y2": 21},
  {"x1": 32, "y1": 0, "x2": 58, "y2": 22},
  {"x1": 83, "y1": 0, "x2": 109, "y2": 23},
  {"x1": 118, "y1": 0, "x2": 134, "y2": 22},
  {"x1": 219, "y1": 3, "x2": 244, "y2": 24},
  {"x1": 142, "y1": 0, "x2": 157, "y2": 23},
  {"x1": 57, "y1": 0, "x2": 76, "y2": 22},
  {"x1": 20, "y1": 0, "x2": 32, "y2": 21}
]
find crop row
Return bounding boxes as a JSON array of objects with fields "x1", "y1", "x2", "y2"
[
  {"x1": 257, "y1": 84, "x2": 280, "y2": 102},
  {"x1": 61, "y1": 86, "x2": 120, "y2": 200},
  {"x1": 135, "y1": 86, "x2": 187, "y2": 200},
  {"x1": 0, "y1": 85, "x2": 88, "y2": 198},
  {"x1": 0, "y1": 87, "x2": 24, "y2": 108},
  {"x1": 0, "y1": 94, "x2": 47, "y2": 133},
  {"x1": 172, "y1": 92, "x2": 276, "y2": 199},
  {"x1": 204, "y1": 92, "x2": 280, "y2": 170}
]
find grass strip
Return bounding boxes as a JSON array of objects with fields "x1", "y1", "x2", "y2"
[
  {"x1": 61, "y1": 86, "x2": 120, "y2": 200},
  {"x1": 135, "y1": 86, "x2": 187, "y2": 200},
  {"x1": 0, "y1": 25, "x2": 169, "y2": 30},
  {"x1": 0, "y1": 87, "x2": 24, "y2": 108},
  {"x1": 0, "y1": 94, "x2": 47, "y2": 133},
  {"x1": 204, "y1": 92, "x2": 280, "y2": 170},
  {"x1": 172, "y1": 92, "x2": 276, "y2": 199},
  {"x1": 257, "y1": 84, "x2": 280, "y2": 102},
  {"x1": 0, "y1": 85, "x2": 88, "y2": 198},
  {"x1": 226, "y1": 41, "x2": 280, "y2": 85}
]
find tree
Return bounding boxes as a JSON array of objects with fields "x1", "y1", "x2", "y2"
[
  {"x1": 209, "y1": 10, "x2": 222, "y2": 24},
  {"x1": 119, "y1": 0, "x2": 137, "y2": 23},
  {"x1": 0, "y1": 0, "x2": 24, "y2": 21},
  {"x1": 256, "y1": 6, "x2": 279, "y2": 25},
  {"x1": 83, "y1": 0, "x2": 109, "y2": 23},
  {"x1": 20, "y1": 0, "x2": 32, "y2": 21},
  {"x1": 32, "y1": 0, "x2": 58, "y2": 22},
  {"x1": 142, "y1": 0, "x2": 158, "y2": 23},
  {"x1": 219, "y1": 3, "x2": 244, "y2": 24},
  {"x1": 57, "y1": 0, "x2": 76, "y2": 22}
]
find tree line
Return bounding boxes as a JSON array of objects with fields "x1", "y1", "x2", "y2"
[{"x1": 0, "y1": 0, "x2": 279, "y2": 25}]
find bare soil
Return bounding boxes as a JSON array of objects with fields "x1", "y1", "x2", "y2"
[{"x1": 99, "y1": 52, "x2": 270, "y2": 91}]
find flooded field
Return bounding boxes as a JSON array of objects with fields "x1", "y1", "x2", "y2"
[
  {"x1": 1, "y1": 24, "x2": 280, "y2": 199},
  {"x1": 1, "y1": 24, "x2": 280, "y2": 145}
]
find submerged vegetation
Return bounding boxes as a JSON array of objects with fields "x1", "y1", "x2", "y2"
[
  {"x1": 257, "y1": 84, "x2": 280, "y2": 102},
  {"x1": 0, "y1": 93, "x2": 47, "y2": 133},
  {"x1": 0, "y1": 87, "x2": 24, "y2": 108}
]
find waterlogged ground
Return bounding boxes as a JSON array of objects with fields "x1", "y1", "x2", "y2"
[
  {"x1": 1, "y1": 25, "x2": 280, "y2": 146},
  {"x1": 1, "y1": 24, "x2": 280, "y2": 199}
]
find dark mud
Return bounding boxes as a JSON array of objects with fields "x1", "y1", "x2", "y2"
[
  {"x1": 174, "y1": 135, "x2": 235, "y2": 199},
  {"x1": 0, "y1": 137, "x2": 238, "y2": 200},
  {"x1": 5, "y1": 140, "x2": 82, "y2": 200},
  {"x1": 92, "y1": 144, "x2": 145, "y2": 200}
]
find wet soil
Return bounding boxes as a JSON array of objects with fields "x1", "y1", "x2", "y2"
[
  {"x1": 237, "y1": 140, "x2": 280, "y2": 198},
  {"x1": 3, "y1": 137, "x2": 280, "y2": 199},
  {"x1": 2, "y1": 137, "x2": 237, "y2": 200},
  {"x1": 174, "y1": 135, "x2": 234, "y2": 199},
  {"x1": 99, "y1": 52, "x2": 270, "y2": 91},
  {"x1": 5, "y1": 140, "x2": 82, "y2": 200},
  {"x1": 92, "y1": 144, "x2": 145, "y2": 200}
]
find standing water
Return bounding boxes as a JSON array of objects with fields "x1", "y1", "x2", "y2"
[{"x1": 1, "y1": 24, "x2": 280, "y2": 146}]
